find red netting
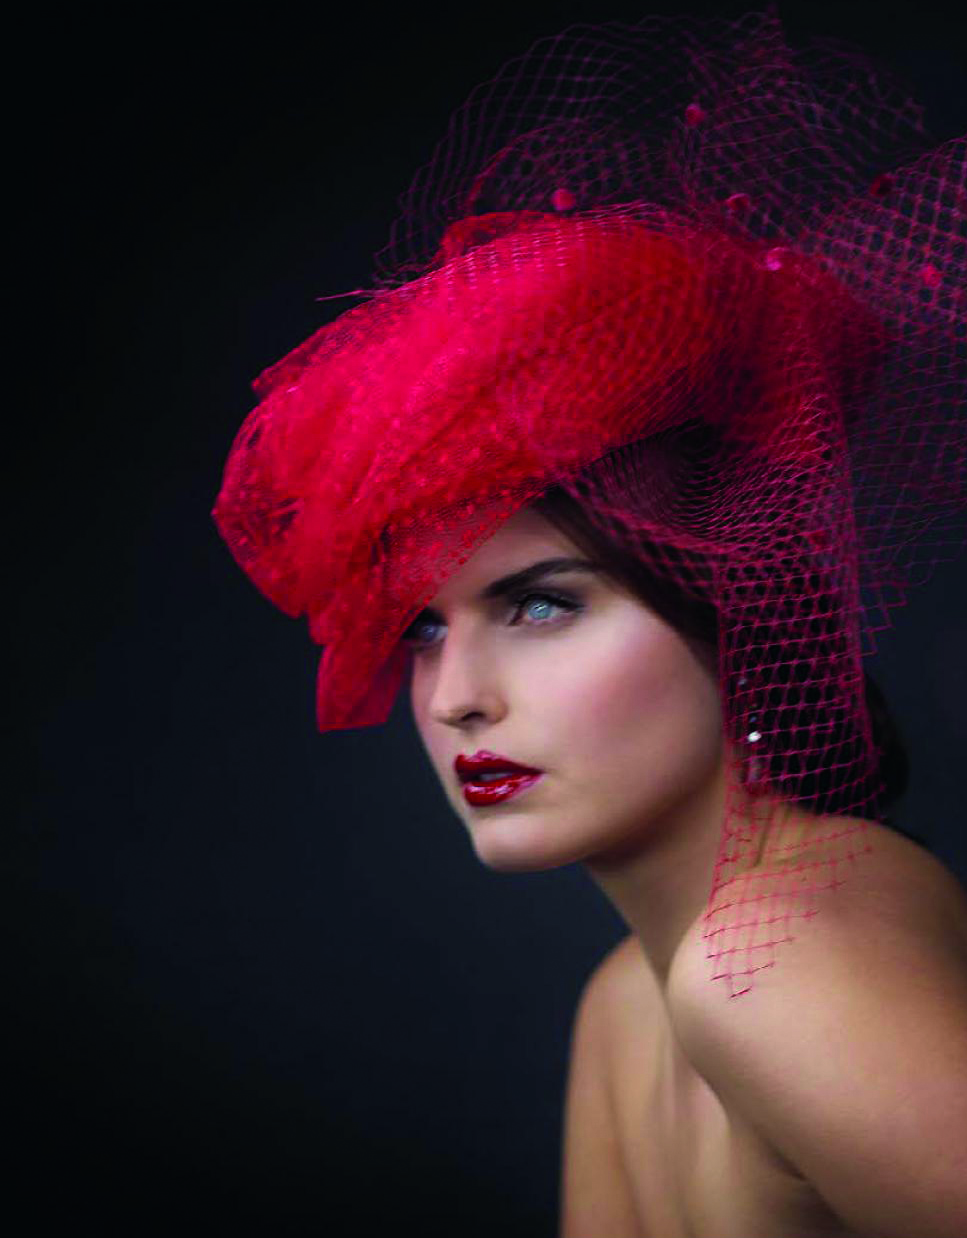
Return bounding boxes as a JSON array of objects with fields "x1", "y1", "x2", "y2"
[{"x1": 211, "y1": 8, "x2": 966, "y2": 998}]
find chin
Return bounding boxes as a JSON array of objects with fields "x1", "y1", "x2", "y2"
[{"x1": 465, "y1": 811, "x2": 609, "y2": 873}]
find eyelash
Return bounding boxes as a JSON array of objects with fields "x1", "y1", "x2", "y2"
[{"x1": 402, "y1": 589, "x2": 582, "y2": 654}]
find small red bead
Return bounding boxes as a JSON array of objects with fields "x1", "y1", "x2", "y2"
[
  {"x1": 551, "y1": 187, "x2": 577, "y2": 211},
  {"x1": 725, "y1": 192, "x2": 751, "y2": 215},
  {"x1": 920, "y1": 263, "x2": 942, "y2": 289}
]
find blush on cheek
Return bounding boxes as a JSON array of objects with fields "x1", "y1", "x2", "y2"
[
  {"x1": 581, "y1": 620, "x2": 682, "y2": 726},
  {"x1": 563, "y1": 619, "x2": 722, "y2": 779}
]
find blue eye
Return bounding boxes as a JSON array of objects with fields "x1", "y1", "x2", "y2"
[{"x1": 402, "y1": 589, "x2": 581, "y2": 653}]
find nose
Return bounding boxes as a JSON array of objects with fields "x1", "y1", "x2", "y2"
[{"x1": 423, "y1": 622, "x2": 506, "y2": 728}]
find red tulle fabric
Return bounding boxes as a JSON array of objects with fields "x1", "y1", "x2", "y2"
[{"x1": 212, "y1": 9, "x2": 966, "y2": 997}]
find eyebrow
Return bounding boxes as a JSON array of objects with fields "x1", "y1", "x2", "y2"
[{"x1": 414, "y1": 557, "x2": 601, "y2": 619}]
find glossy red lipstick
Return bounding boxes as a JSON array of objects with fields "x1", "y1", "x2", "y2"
[{"x1": 455, "y1": 750, "x2": 544, "y2": 808}]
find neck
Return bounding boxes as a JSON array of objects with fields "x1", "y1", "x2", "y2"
[{"x1": 582, "y1": 756, "x2": 799, "y2": 996}]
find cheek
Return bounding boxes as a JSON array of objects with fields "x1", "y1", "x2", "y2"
[{"x1": 550, "y1": 620, "x2": 723, "y2": 779}]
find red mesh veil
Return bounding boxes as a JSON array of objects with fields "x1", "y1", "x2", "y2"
[{"x1": 211, "y1": 8, "x2": 966, "y2": 998}]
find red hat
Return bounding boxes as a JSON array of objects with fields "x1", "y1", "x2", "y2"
[{"x1": 212, "y1": 9, "x2": 965, "y2": 998}]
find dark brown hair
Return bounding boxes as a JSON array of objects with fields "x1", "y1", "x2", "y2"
[{"x1": 530, "y1": 478, "x2": 924, "y2": 844}]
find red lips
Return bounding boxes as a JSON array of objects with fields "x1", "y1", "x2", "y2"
[{"x1": 455, "y1": 749, "x2": 542, "y2": 781}]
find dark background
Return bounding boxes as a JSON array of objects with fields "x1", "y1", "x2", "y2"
[{"x1": 14, "y1": 3, "x2": 967, "y2": 1234}]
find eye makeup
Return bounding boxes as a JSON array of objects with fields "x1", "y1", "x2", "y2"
[{"x1": 402, "y1": 586, "x2": 584, "y2": 653}]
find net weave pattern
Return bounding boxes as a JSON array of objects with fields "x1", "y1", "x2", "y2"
[{"x1": 212, "y1": 8, "x2": 966, "y2": 997}]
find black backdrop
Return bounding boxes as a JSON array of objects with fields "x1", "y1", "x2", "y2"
[{"x1": 13, "y1": 3, "x2": 967, "y2": 1234}]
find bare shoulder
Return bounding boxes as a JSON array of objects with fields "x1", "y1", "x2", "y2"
[
  {"x1": 666, "y1": 817, "x2": 967, "y2": 1051},
  {"x1": 594, "y1": 821, "x2": 967, "y2": 1039},
  {"x1": 590, "y1": 933, "x2": 663, "y2": 1052},
  {"x1": 833, "y1": 819, "x2": 967, "y2": 955},
  {"x1": 590, "y1": 934, "x2": 654, "y2": 1005},
  {"x1": 568, "y1": 936, "x2": 648, "y2": 1066},
  {"x1": 600, "y1": 931, "x2": 648, "y2": 984},
  {"x1": 567, "y1": 936, "x2": 658, "y2": 1076},
  {"x1": 561, "y1": 937, "x2": 652, "y2": 1237},
  {"x1": 667, "y1": 823, "x2": 967, "y2": 1238}
]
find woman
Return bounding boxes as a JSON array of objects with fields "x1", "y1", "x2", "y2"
[
  {"x1": 212, "y1": 10, "x2": 967, "y2": 1235},
  {"x1": 401, "y1": 485, "x2": 967, "y2": 1236}
]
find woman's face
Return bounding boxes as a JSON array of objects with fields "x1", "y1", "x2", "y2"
[{"x1": 406, "y1": 505, "x2": 727, "y2": 872}]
